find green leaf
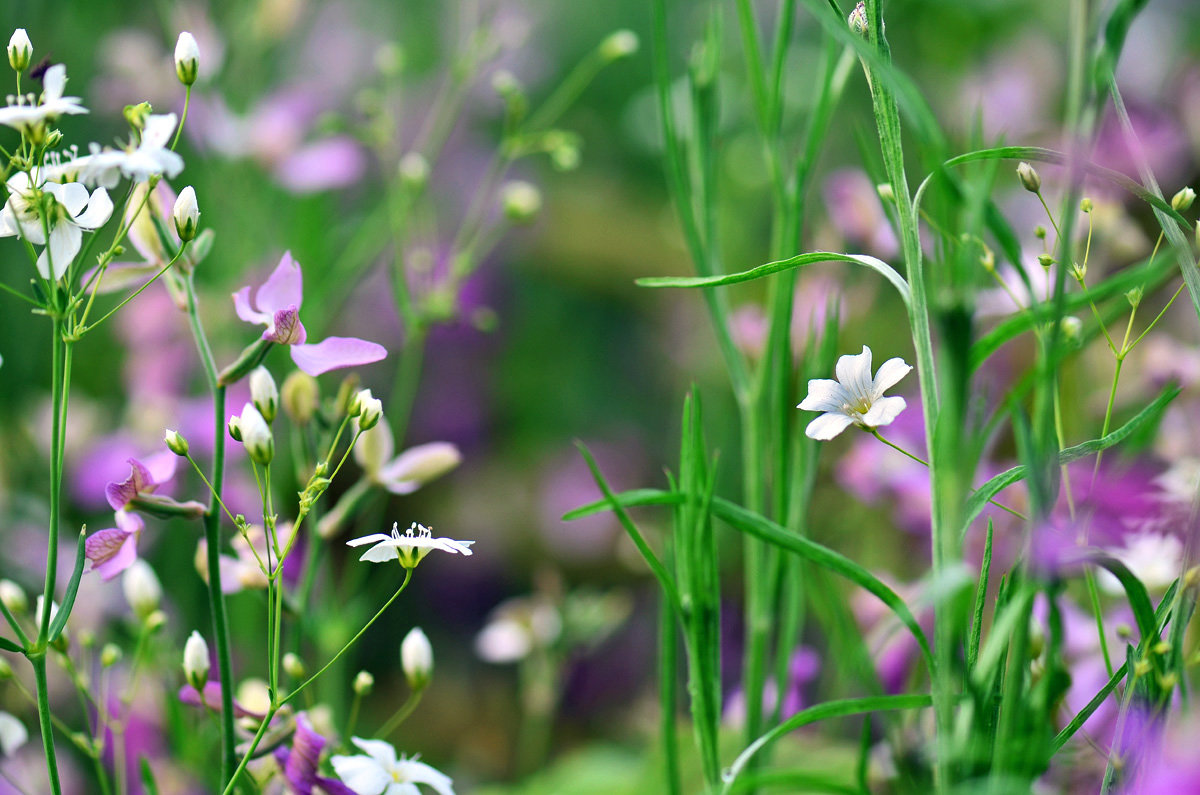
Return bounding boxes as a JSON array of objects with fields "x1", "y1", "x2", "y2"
[
  {"x1": 961, "y1": 385, "x2": 1180, "y2": 534},
  {"x1": 721, "y1": 694, "x2": 933, "y2": 792},
  {"x1": 49, "y1": 528, "x2": 88, "y2": 643},
  {"x1": 636, "y1": 251, "x2": 911, "y2": 309},
  {"x1": 0, "y1": 636, "x2": 22, "y2": 653},
  {"x1": 139, "y1": 756, "x2": 162, "y2": 795}
]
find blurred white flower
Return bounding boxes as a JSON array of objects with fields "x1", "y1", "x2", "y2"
[
  {"x1": 1098, "y1": 532, "x2": 1184, "y2": 595},
  {"x1": 355, "y1": 418, "x2": 460, "y2": 496},
  {"x1": 0, "y1": 711, "x2": 28, "y2": 757},
  {"x1": 79, "y1": 113, "x2": 184, "y2": 186},
  {"x1": 332, "y1": 738, "x2": 455, "y2": 795},
  {"x1": 0, "y1": 64, "x2": 87, "y2": 133},
  {"x1": 798, "y1": 346, "x2": 911, "y2": 440}
]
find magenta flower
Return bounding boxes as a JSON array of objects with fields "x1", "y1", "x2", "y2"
[{"x1": 232, "y1": 252, "x2": 387, "y2": 375}]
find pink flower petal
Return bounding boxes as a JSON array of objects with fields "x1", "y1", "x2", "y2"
[
  {"x1": 289, "y1": 336, "x2": 386, "y2": 376},
  {"x1": 255, "y1": 252, "x2": 304, "y2": 315}
]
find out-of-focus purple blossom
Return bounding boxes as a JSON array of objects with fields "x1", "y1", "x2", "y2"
[
  {"x1": 976, "y1": 259, "x2": 1053, "y2": 319},
  {"x1": 1122, "y1": 716, "x2": 1200, "y2": 793},
  {"x1": 275, "y1": 137, "x2": 368, "y2": 192},
  {"x1": 1090, "y1": 102, "x2": 1189, "y2": 183},
  {"x1": 723, "y1": 647, "x2": 821, "y2": 728},
  {"x1": 233, "y1": 252, "x2": 387, "y2": 375},
  {"x1": 835, "y1": 407, "x2": 932, "y2": 535},
  {"x1": 271, "y1": 713, "x2": 357, "y2": 795},
  {"x1": 954, "y1": 39, "x2": 1058, "y2": 140},
  {"x1": 177, "y1": 681, "x2": 265, "y2": 719},
  {"x1": 822, "y1": 169, "x2": 898, "y2": 259},
  {"x1": 731, "y1": 273, "x2": 846, "y2": 361},
  {"x1": 85, "y1": 511, "x2": 145, "y2": 581},
  {"x1": 852, "y1": 579, "x2": 933, "y2": 695}
]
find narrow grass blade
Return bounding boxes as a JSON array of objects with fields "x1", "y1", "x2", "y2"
[{"x1": 49, "y1": 528, "x2": 88, "y2": 643}]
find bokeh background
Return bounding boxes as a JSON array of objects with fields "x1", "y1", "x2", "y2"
[{"x1": 3, "y1": 0, "x2": 1200, "y2": 792}]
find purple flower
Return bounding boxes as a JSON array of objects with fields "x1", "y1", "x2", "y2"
[
  {"x1": 105, "y1": 454, "x2": 176, "y2": 511},
  {"x1": 272, "y1": 712, "x2": 357, "y2": 795},
  {"x1": 84, "y1": 511, "x2": 145, "y2": 581},
  {"x1": 177, "y1": 682, "x2": 265, "y2": 719},
  {"x1": 232, "y1": 252, "x2": 387, "y2": 376}
]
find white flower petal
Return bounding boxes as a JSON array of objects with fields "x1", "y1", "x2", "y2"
[
  {"x1": 798, "y1": 379, "x2": 851, "y2": 413},
  {"x1": 861, "y1": 395, "x2": 906, "y2": 428},
  {"x1": 73, "y1": 187, "x2": 113, "y2": 229},
  {"x1": 54, "y1": 181, "x2": 90, "y2": 216},
  {"x1": 331, "y1": 753, "x2": 390, "y2": 795},
  {"x1": 805, "y1": 412, "x2": 855, "y2": 440},
  {"x1": 352, "y1": 737, "x2": 399, "y2": 769},
  {"x1": 835, "y1": 346, "x2": 874, "y2": 402},
  {"x1": 871, "y1": 357, "x2": 912, "y2": 396},
  {"x1": 346, "y1": 533, "x2": 392, "y2": 548},
  {"x1": 47, "y1": 222, "x2": 82, "y2": 280},
  {"x1": 0, "y1": 711, "x2": 28, "y2": 757},
  {"x1": 396, "y1": 758, "x2": 456, "y2": 795},
  {"x1": 359, "y1": 543, "x2": 400, "y2": 563}
]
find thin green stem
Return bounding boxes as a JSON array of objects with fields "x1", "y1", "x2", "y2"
[
  {"x1": 282, "y1": 568, "x2": 413, "y2": 706},
  {"x1": 171, "y1": 87, "x2": 191, "y2": 151},
  {"x1": 375, "y1": 687, "x2": 425, "y2": 739},
  {"x1": 183, "y1": 273, "x2": 237, "y2": 785},
  {"x1": 30, "y1": 655, "x2": 63, "y2": 795}
]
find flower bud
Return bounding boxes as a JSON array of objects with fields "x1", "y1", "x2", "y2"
[
  {"x1": 491, "y1": 70, "x2": 522, "y2": 98},
  {"x1": 876, "y1": 183, "x2": 894, "y2": 203},
  {"x1": 282, "y1": 652, "x2": 306, "y2": 679},
  {"x1": 352, "y1": 389, "x2": 383, "y2": 431},
  {"x1": 599, "y1": 30, "x2": 639, "y2": 61},
  {"x1": 398, "y1": 152, "x2": 429, "y2": 190},
  {"x1": 281, "y1": 371, "x2": 320, "y2": 425},
  {"x1": 173, "y1": 186, "x2": 199, "y2": 242},
  {"x1": 848, "y1": 1, "x2": 868, "y2": 37},
  {"x1": 123, "y1": 101, "x2": 152, "y2": 132},
  {"x1": 164, "y1": 429, "x2": 189, "y2": 456},
  {"x1": 122, "y1": 560, "x2": 162, "y2": 620},
  {"x1": 1034, "y1": 225, "x2": 1047, "y2": 240},
  {"x1": 373, "y1": 42, "x2": 404, "y2": 77},
  {"x1": 183, "y1": 630, "x2": 209, "y2": 690},
  {"x1": 227, "y1": 415, "x2": 243, "y2": 442},
  {"x1": 401, "y1": 627, "x2": 434, "y2": 690},
  {"x1": 175, "y1": 32, "x2": 200, "y2": 86},
  {"x1": 1080, "y1": 197, "x2": 1093, "y2": 213},
  {"x1": 237, "y1": 403, "x2": 273, "y2": 466},
  {"x1": 7, "y1": 29, "x2": 31, "y2": 73},
  {"x1": 1172, "y1": 187, "x2": 1195, "y2": 212},
  {"x1": 336, "y1": 374, "x2": 362, "y2": 416},
  {"x1": 100, "y1": 643, "x2": 123, "y2": 668},
  {"x1": 1126, "y1": 285, "x2": 1144, "y2": 308},
  {"x1": 1017, "y1": 162, "x2": 1041, "y2": 193},
  {"x1": 1059, "y1": 316, "x2": 1083, "y2": 347},
  {"x1": 0, "y1": 659, "x2": 11, "y2": 680},
  {"x1": 501, "y1": 181, "x2": 542, "y2": 223},
  {"x1": 145, "y1": 610, "x2": 168, "y2": 633},
  {"x1": 353, "y1": 670, "x2": 374, "y2": 695},
  {"x1": 0, "y1": 580, "x2": 27, "y2": 615},
  {"x1": 1037, "y1": 254, "x2": 1053, "y2": 269},
  {"x1": 249, "y1": 366, "x2": 278, "y2": 424}
]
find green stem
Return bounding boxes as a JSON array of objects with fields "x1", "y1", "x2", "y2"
[
  {"x1": 30, "y1": 655, "x2": 63, "y2": 795},
  {"x1": 183, "y1": 273, "x2": 237, "y2": 786},
  {"x1": 374, "y1": 687, "x2": 425, "y2": 739}
]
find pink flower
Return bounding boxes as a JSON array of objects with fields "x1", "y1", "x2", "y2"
[
  {"x1": 84, "y1": 511, "x2": 145, "y2": 581},
  {"x1": 232, "y1": 252, "x2": 387, "y2": 375}
]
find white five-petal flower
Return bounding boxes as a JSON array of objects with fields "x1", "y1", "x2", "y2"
[
  {"x1": 347, "y1": 522, "x2": 473, "y2": 568},
  {"x1": 798, "y1": 345, "x2": 911, "y2": 440},
  {"x1": 0, "y1": 170, "x2": 113, "y2": 280},
  {"x1": 77, "y1": 114, "x2": 185, "y2": 187},
  {"x1": 0, "y1": 64, "x2": 87, "y2": 133},
  {"x1": 332, "y1": 738, "x2": 455, "y2": 795}
]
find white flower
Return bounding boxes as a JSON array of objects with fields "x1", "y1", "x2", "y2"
[
  {"x1": 401, "y1": 627, "x2": 433, "y2": 689},
  {"x1": 175, "y1": 32, "x2": 199, "y2": 86},
  {"x1": 79, "y1": 114, "x2": 185, "y2": 187},
  {"x1": 356, "y1": 418, "x2": 461, "y2": 495},
  {"x1": 183, "y1": 630, "x2": 210, "y2": 689},
  {"x1": 347, "y1": 522, "x2": 474, "y2": 568},
  {"x1": 0, "y1": 711, "x2": 28, "y2": 758},
  {"x1": 798, "y1": 345, "x2": 911, "y2": 440},
  {"x1": 1098, "y1": 532, "x2": 1184, "y2": 595},
  {"x1": 331, "y1": 738, "x2": 455, "y2": 795},
  {"x1": 0, "y1": 64, "x2": 87, "y2": 133},
  {"x1": 0, "y1": 171, "x2": 113, "y2": 280}
]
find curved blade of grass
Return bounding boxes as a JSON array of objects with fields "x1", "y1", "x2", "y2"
[
  {"x1": 0, "y1": 636, "x2": 22, "y2": 653},
  {"x1": 565, "y1": 488, "x2": 932, "y2": 675},
  {"x1": 1054, "y1": 580, "x2": 1178, "y2": 750},
  {"x1": 637, "y1": 251, "x2": 911, "y2": 308},
  {"x1": 720, "y1": 694, "x2": 933, "y2": 793},
  {"x1": 1085, "y1": 555, "x2": 1156, "y2": 643},
  {"x1": 961, "y1": 385, "x2": 1179, "y2": 534},
  {"x1": 48, "y1": 528, "x2": 88, "y2": 643}
]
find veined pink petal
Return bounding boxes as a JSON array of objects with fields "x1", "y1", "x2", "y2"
[
  {"x1": 85, "y1": 516, "x2": 143, "y2": 580},
  {"x1": 267, "y1": 306, "x2": 306, "y2": 344},
  {"x1": 255, "y1": 251, "x2": 304, "y2": 314},
  {"x1": 106, "y1": 458, "x2": 155, "y2": 510},
  {"x1": 289, "y1": 336, "x2": 387, "y2": 376}
]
